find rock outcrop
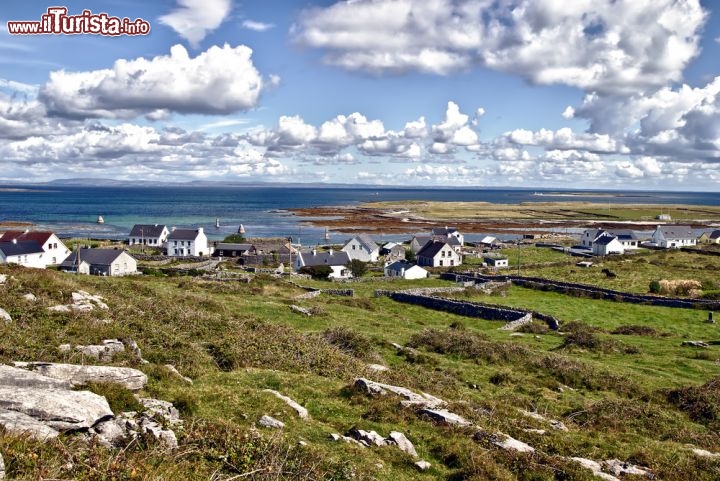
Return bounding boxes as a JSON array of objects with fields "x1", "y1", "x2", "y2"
[
  {"x1": 13, "y1": 362, "x2": 147, "y2": 391},
  {"x1": 259, "y1": 415, "x2": 285, "y2": 429},
  {"x1": 262, "y1": 389, "x2": 309, "y2": 420},
  {"x1": 0, "y1": 410, "x2": 60, "y2": 439},
  {"x1": 0, "y1": 308, "x2": 10, "y2": 323},
  {"x1": 354, "y1": 378, "x2": 446, "y2": 409},
  {"x1": 419, "y1": 408, "x2": 471, "y2": 427},
  {"x1": 0, "y1": 450, "x2": 4, "y2": 480},
  {"x1": 387, "y1": 431, "x2": 418, "y2": 457}
]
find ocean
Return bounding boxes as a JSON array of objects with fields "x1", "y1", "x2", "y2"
[{"x1": 1, "y1": 185, "x2": 719, "y2": 245}]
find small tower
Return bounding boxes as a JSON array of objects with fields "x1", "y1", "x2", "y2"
[{"x1": 238, "y1": 224, "x2": 246, "y2": 235}]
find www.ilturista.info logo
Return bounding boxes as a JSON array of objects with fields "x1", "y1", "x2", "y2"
[{"x1": 7, "y1": 7, "x2": 150, "y2": 36}]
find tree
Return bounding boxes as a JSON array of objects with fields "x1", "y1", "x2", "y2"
[
  {"x1": 347, "y1": 259, "x2": 368, "y2": 278},
  {"x1": 405, "y1": 248, "x2": 416, "y2": 263},
  {"x1": 300, "y1": 265, "x2": 332, "y2": 280},
  {"x1": 223, "y1": 234, "x2": 246, "y2": 243}
]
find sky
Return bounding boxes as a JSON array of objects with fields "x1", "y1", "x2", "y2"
[{"x1": 1, "y1": 0, "x2": 720, "y2": 190}]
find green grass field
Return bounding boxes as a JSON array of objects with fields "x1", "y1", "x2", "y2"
[{"x1": 1, "y1": 264, "x2": 720, "y2": 480}]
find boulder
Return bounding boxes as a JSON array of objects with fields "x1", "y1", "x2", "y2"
[
  {"x1": 72, "y1": 291, "x2": 109, "y2": 310},
  {"x1": 366, "y1": 364, "x2": 389, "y2": 372},
  {"x1": 0, "y1": 386, "x2": 112, "y2": 431},
  {"x1": 0, "y1": 364, "x2": 71, "y2": 389},
  {"x1": 347, "y1": 427, "x2": 386, "y2": 447},
  {"x1": 23, "y1": 293, "x2": 37, "y2": 302},
  {"x1": 164, "y1": 364, "x2": 193, "y2": 384},
  {"x1": 259, "y1": 415, "x2": 285, "y2": 429},
  {"x1": 137, "y1": 398, "x2": 181, "y2": 426},
  {"x1": 0, "y1": 409, "x2": 60, "y2": 440},
  {"x1": 92, "y1": 418, "x2": 129, "y2": 447},
  {"x1": 263, "y1": 390, "x2": 309, "y2": 420},
  {"x1": 13, "y1": 362, "x2": 147, "y2": 391},
  {"x1": 419, "y1": 408, "x2": 471, "y2": 427},
  {"x1": 48, "y1": 305, "x2": 71, "y2": 313},
  {"x1": 354, "y1": 378, "x2": 445, "y2": 409},
  {"x1": 603, "y1": 459, "x2": 651, "y2": 477},
  {"x1": 415, "y1": 460, "x2": 432, "y2": 471},
  {"x1": 330, "y1": 433, "x2": 366, "y2": 447},
  {"x1": 474, "y1": 431, "x2": 534, "y2": 453},
  {"x1": 570, "y1": 457, "x2": 620, "y2": 481},
  {"x1": 386, "y1": 431, "x2": 418, "y2": 457},
  {"x1": 691, "y1": 448, "x2": 720, "y2": 458},
  {"x1": 290, "y1": 305, "x2": 312, "y2": 316},
  {"x1": 76, "y1": 340, "x2": 125, "y2": 362},
  {"x1": 0, "y1": 308, "x2": 10, "y2": 323}
]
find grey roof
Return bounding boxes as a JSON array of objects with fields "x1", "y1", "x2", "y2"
[
  {"x1": 709, "y1": 230, "x2": 720, "y2": 240},
  {"x1": 167, "y1": 229, "x2": 202, "y2": 241},
  {"x1": 412, "y1": 235, "x2": 432, "y2": 245},
  {"x1": 0, "y1": 240, "x2": 44, "y2": 256},
  {"x1": 417, "y1": 240, "x2": 450, "y2": 258},
  {"x1": 431, "y1": 227, "x2": 459, "y2": 236},
  {"x1": 61, "y1": 248, "x2": 130, "y2": 267},
  {"x1": 346, "y1": 234, "x2": 379, "y2": 253},
  {"x1": 299, "y1": 250, "x2": 351, "y2": 267},
  {"x1": 129, "y1": 224, "x2": 167, "y2": 237},
  {"x1": 445, "y1": 236, "x2": 462, "y2": 247},
  {"x1": 215, "y1": 243, "x2": 254, "y2": 251},
  {"x1": 385, "y1": 260, "x2": 419, "y2": 272},
  {"x1": 594, "y1": 235, "x2": 618, "y2": 246},
  {"x1": 607, "y1": 229, "x2": 638, "y2": 241},
  {"x1": 658, "y1": 225, "x2": 694, "y2": 239}
]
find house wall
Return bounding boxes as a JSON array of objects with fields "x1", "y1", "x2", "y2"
[
  {"x1": 2, "y1": 252, "x2": 46, "y2": 269},
  {"x1": 418, "y1": 248, "x2": 461, "y2": 267},
  {"x1": 342, "y1": 239, "x2": 378, "y2": 262},
  {"x1": 42, "y1": 235, "x2": 71, "y2": 265},
  {"x1": 167, "y1": 231, "x2": 210, "y2": 257},
  {"x1": 593, "y1": 239, "x2": 624, "y2": 256}
]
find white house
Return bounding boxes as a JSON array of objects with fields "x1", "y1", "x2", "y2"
[
  {"x1": 430, "y1": 227, "x2": 464, "y2": 246},
  {"x1": 342, "y1": 234, "x2": 380, "y2": 262},
  {"x1": 410, "y1": 235, "x2": 433, "y2": 254},
  {"x1": 295, "y1": 249, "x2": 352, "y2": 279},
  {"x1": 166, "y1": 228, "x2": 210, "y2": 257},
  {"x1": 592, "y1": 235, "x2": 625, "y2": 256},
  {"x1": 651, "y1": 225, "x2": 697, "y2": 249},
  {"x1": 60, "y1": 248, "x2": 138, "y2": 276},
  {"x1": 581, "y1": 229, "x2": 639, "y2": 250},
  {"x1": 0, "y1": 240, "x2": 46, "y2": 269},
  {"x1": 384, "y1": 260, "x2": 429, "y2": 279},
  {"x1": 128, "y1": 224, "x2": 169, "y2": 248},
  {"x1": 416, "y1": 241, "x2": 462, "y2": 268},
  {"x1": 0, "y1": 230, "x2": 70, "y2": 265},
  {"x1": 483, "y1": 255, "x2": 509, "y2": 268}
]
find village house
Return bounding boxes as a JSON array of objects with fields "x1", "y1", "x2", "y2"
[
  {"x1": 483, "y1": 254, "x2": 509, "y2": 269},
  {"x1": 698, "y1": 230, "x2": 720, "y2": 244},
  {"x1": 213, "y1": 243, "x2": 257, "y2": 258},
  {"x1": 384, "y1": 244, "x2": 406, "y2": 263},
  {"x1": 165, "y1": 228, "x2": 210, "y2": 257},
  {"x1": 0, "y1": 240, "x2": 46, "y2": 269},
  {"x1": 0, "y1": 230, "x2": 70, "y2": 265},
  {"x1": 60, "y1": 248, "x2": 138, "y2": 276},
  {"x1": 128, "y1": 224, "x2": 170, "y2": 248},
  {"x1": 430, "y1": 227, "x2": 464, "y2": 246},
  {"x1": 416, "y1": 240, "x2": 462, "y2": 268},
  {"x1": 384, "y1": 260, "x2": 429, "y2": 279},
  {"x1": 341, "y1": 234, "x2": 380, "y2": 262},
  {"x1": 592, "y1": 235, "x2": 625, "y2": 256},
  {"x1": 651, "y1": 225, "x2": 697, "y2": 249},
  {"x1": 581, "y1": 229, "x2": 639, "y2": 250},
  {"x1": 410, "y1": 235, "x2": 433, "y2": 254},
  {"x1": 294, "y1": 249, "x2": 352, "y2": 279}
]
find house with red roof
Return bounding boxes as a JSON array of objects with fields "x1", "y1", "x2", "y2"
[{"x1": 0, "y1": 230, "x2": 70, "y2": 266}]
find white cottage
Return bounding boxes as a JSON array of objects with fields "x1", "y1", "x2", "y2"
[
  {"x1": 341, "y1": 234, "x2": 380, "y2": 262},
  {"x1": 0, "y1": 240, "x2": 46, "y2": 269},
  {"x1": 0, "y1": 230, "x2": 70, "y2": 265},
  {"x1": 592, "y1": 235, "x2": 625, "y2": 256},
  {"x1": 128, "y1": 224, "x2": 170, "y2": 248},
  {"x1": 416, "y1": 241, "x2": 462, "y2": 268},
  {"x1": 581, "y1": 228, "x2": 639, "y2": 250},
  {"x1": 60, "y1": 248, "x2": 138, "y2": 276},
  {"x1": 166, "y1": 228, "x2": 210, "y2": 257},
  {"x1": 384, "y1": 260, "x2": 429, "y2": 279},
  {"x1": 651, "y1": 225, "x2": 697, "y2": 249},
  {"x1": 295, "y1": 249, "x2": 352, "y2": 279},
  {"x1": 430, "y1": 227, "x2": 464, "y2": 246}
]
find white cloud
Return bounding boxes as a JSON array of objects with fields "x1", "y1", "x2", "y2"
[
  {"x1": 433, "y1": 101, "x2": 479, "y2": 148},
  {"x1": 159, "y1": 0, "x2": 232, "y2": 47},
  {"x1": 40, "y1": 44, "x2": 265, "y2": 119},
  {"x1": 242, "y1": 20, "x2": 275, "y2": 32},
  {"x1": 294, "y1": 0, "x2": 706, "y2": 94},
  {"x1": 504, "y1": 127, "x2": 625, "y2": 154}
]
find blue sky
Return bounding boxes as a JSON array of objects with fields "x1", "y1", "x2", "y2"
[{"x1": 1, "y1": 0, "x2": 720, "y2": 190}]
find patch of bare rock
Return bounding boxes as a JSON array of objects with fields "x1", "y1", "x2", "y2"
[
  {"x1": 262, "y1": 389, "x2": 309, "y2": 420},
  {"x1": 48, "y1": 290, "x2": 109, "y2": 313},
  {"x1": 13, "y1": 362, "x2": 147, "y2": 391}
]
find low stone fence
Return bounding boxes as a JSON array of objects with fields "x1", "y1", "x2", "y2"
[
  {"x1": 443, "y1": 272, "x2": 720, "y2": 310},
  {"x1": 375, "y1": 289, "x2": 559, "y2": 329},
  {"x1": 681, "y1": 247, "x2": 720, "y2": 257}
]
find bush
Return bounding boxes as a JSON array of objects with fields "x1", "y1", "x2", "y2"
[
  {"x1": 82, "y1": 382, "x2": 144, "y2": 414},
  {"x1": 649, "y1": 280, "x2": 661, "y2": 293},
  {"x1": 322, "y1": 327, "x2": 376, "y2": 360},
  {"x1": 407, "y1": 328, "x2": 529, "y2": 364},
  {"x1": 299, "y1": 265, "x2": 332, "y2": 280},
  {"x1": 612, "y1": 325, "x2": 663, "y2": 337},
  {"x1": 666, "y1": 376, "x2": 720, "y2": 429},
  {"x1": 347, "y1": 259, "x2": 368, "y2": 278}
]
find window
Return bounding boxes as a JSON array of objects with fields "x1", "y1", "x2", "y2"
[
  {"x1": 450, "y1": 260, "x2": 454, "y2": 266},
  {"x1": 352, "y1": 245, "x2": 356, "y2": 250},
  {"x1": 174, "y1": 241, "x2": 177, "y2": 246},
  {"x1": 439, "y1": 260, "x2": 443, "y2": 266}
]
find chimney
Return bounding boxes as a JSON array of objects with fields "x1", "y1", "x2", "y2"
[
  {"x1": 171, "y1": 226, "x2": 177, "y2": 232},
  {"x1": 329, "y1": 248, "x2": 334, "y2": 256},
  {"x1": 198, "y1": 227, "x2": 204, "y2": 234},
  {"x1": 312, "y1": 249, "x2": 317, "y2": 256},
  {"x1": 12, "y1": 238, "x2": 17, "y2": 244}
]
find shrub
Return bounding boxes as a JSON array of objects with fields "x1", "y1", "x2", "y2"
[
  {"x1": 649, "y1": 279, "x2": 661, "y2": 293},
  {"x1": 299, "y1": 265, "x2": 332, "y2": 280},
  {"x1": 666, "y1": 376, "x2": 720, "y2": 429},
  {"x1": 407, "y1": 328, "x2": 529, "y2": 364},
  {"x1": 347, "y1": 259, "x2": 368, "y2": 278},
  {"x1": 611, "y1": 325, "x2": 663, "y2": 337},
  {"x1": 517, "y1": 322, "x2": 550, "y2": 335},
  {"x1": 322, "y1": 327, "x2": 376, "y2": 360},
  {"x1": 82, "y1": 382, "x2": 144, "y2": 414}
]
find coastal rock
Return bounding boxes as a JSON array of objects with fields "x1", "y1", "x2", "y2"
[
  {"x1": 23, "y1": 293, "x2": 37, "y2": 302},
  {"x1": 419, "y1": 408, "x2": 471, "y2": 427},
  {"x1": 0, "y1": 409, "x2": 60, "y2": 440},
  {"x1": 0, "y1": 386, "x2": 112, "y2": 431},
  {"x1": 353, "y1": 378, "x2": 446, "y2": 409},
  {"x1": 570, "y1": 458, "x2": 620, "y2": 481},
  {"x1": 386, "y1": 431, "x2": 418, "y2": 457},
  {"x1": 76, "y1": 339, "x2": 125, "y2": 362},
  {"x1": 0, "y1": 308, "x2": 10, "y2": 323},
  {"x1": 415, "y1": 460, "x2": 432, "y2": 471},
  {"x1": 603, "y1": 459, "x2": 651, "y2": 477},
  {"x1": 164, "y1": 364, "x2": 193, "y2": 384},
  {"x1": 262, "y1": 389, "x2": 309, "y2": 420},
  {"x1": 259, "y1": 415, "x2": 285, "y2": 429},
  {"x1": 347, "y1": 427, "x2": 386, "y2": 447},
  {"x1": 0, "y1": 364, "x2": 71, "y2": 389},
  {"x1": 13, "y1": 362, "x2": 147, "y2": 391}
]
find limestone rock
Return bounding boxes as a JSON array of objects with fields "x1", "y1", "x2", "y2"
[
  {"x1": 290, "y1": 305, "x2": 312, "y2": 316},
  {"x1": 92, "y1": 418, "x2": 129, "y2": 447},
  {"x1": 366, "y1": 364, "x2": 389, "y2": 372},
  {"x1": 23, "y1": 293, "x2": 37, "y2": 302},
  {"x1": 13, "y1": 362, "x2": 147, "y2": 391},
  {"x1": 164, "y1": 364, "x2": 193, "y2": 384},
  {"x1": 419, "y1": 408, "x2": 471, "y2": 427},
  {"x1": 0, "y1": 386, "x2": 112, "y2": 431},
  {"x1": 347, "y1": 427, "x2": 386, "y2": 447},
  {"x1": 0, "y1": 364, "x2": 71, "y2": 389},
  {"x1": 519, "y1": 409, "x2": 569, "y2": 431},
  {"x1": 0, "y1": 409, "x2": 60, "y2": 440},
  {"x1": 603, "y1": 459, "x2": 651, "y2": 477},
  {"x1": 124, "y1": 339, "x2": 147, "y2": 364},
  {"x1": 570, "y1": 457, "x2": 620, "y2": 481},
  {"x1": 474, "y1": 431, "x2": 534, "y2": 453},
  {"x1": 354, "y1": 378, "x2": 446, "y2": 409},
  {"x1": 386, "y1": 431, "x2": 418, "y2": 457},
  {"x1": 0, "y1": 451, "x2": 4, "y2": 480},
  {"x1": 263, "y1": 389, "x2": 309, "y2": 420},
  {"x1": 259, "y1": 415, "x2": 285, "y2": 429},
  {"x1": 138, "y1": 416, "x2": 178, "y2": 450},
  {"x1": 48, "y1": 305, "x2": 71, "y2": 312},
  {"x1": 681, "y1": 340, "x2": 709, "y2": 348},
  {"x1": 76, "y1": 339, "x2": 125, "y2": 362},
  {"x1": 691, "y1": 448, "x2": 720, "y2": 458},
  {"x1": 0, "y1": 308, "x2": 10, "y2": 323},
  {"x1": 415, "y1": 460, "x2": 432, "y2": 471},
  {"x1": 0, "y1": 274, "x2": 7, "y2": 284},
  {"x1": 72, "y1": 291, "x2": 109, "y2": 310},
  {"x1": 523, "y1": 428, "x2": 546, "y2": 435},
  {"x1": 137, "y1": 397, "x2": 181, "y2": 426},
  {"x1": 330, "y1": 433, "x2": 366, "y2": 447}
]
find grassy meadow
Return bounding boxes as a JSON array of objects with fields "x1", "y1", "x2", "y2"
[{"x1": 1, "y1": 261, "x2": 720, "y2": 480}]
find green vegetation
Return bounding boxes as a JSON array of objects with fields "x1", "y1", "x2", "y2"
[
  {"x1": 347, "y1": 259, "x2": 368, "y2": 278},
  {"x1": 222, "y1": 233, "x2": 247, "y2": 243},
  {"x1": 1, "y1": 263, "x2": 720, "y2": 480}
]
